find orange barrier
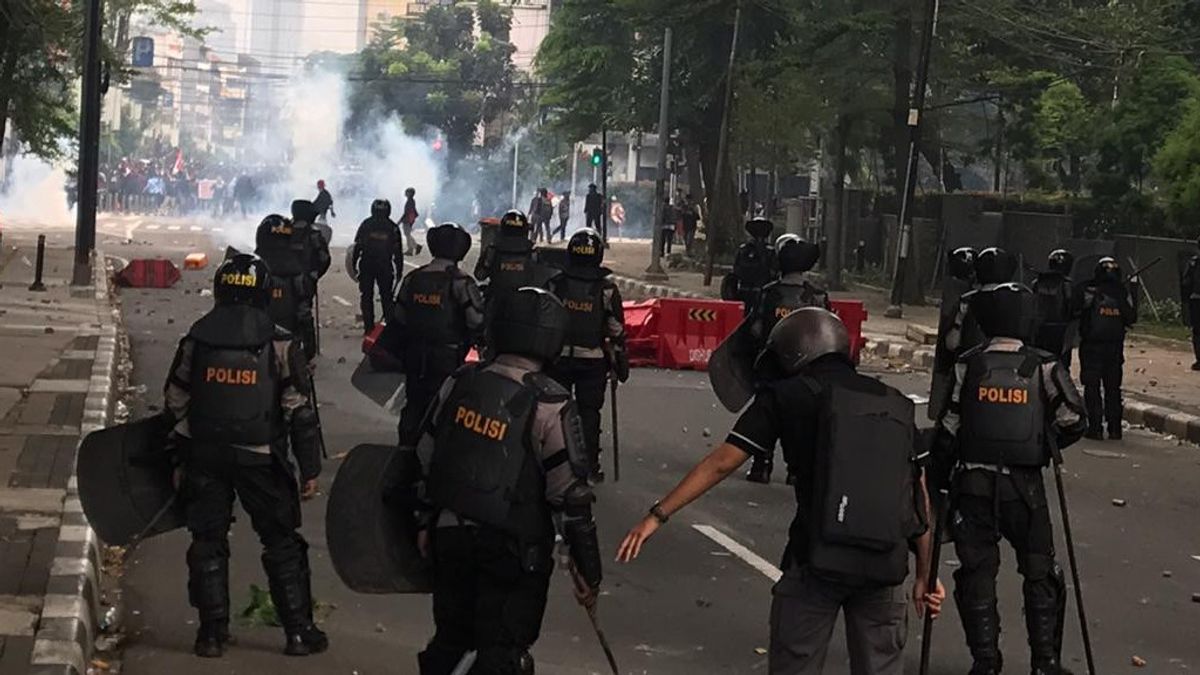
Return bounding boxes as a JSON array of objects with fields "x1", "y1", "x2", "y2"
[
  {"x1": 183, "y1": 252, "x2": 208, "y2": 270},
  {"x1": 620, "y1": 298, "x2": 743, "y2": 370},
  {"x1": 115, "y1": 259, "x2": 181, "y2": 288},
  {"x1": 829, "y1": 299, "x2": 868, "y2": 363}
]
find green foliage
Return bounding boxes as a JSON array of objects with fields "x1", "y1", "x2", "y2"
[
  {"x1": 1153, "y1": 98, "x2": 1200, "y2": 230},
  {"x1": 347, "y1": 0, "x2": 517, "y2": 162}
]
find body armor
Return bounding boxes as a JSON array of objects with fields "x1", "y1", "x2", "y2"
[
  {"x1": 489, "y1": 239, "x2": 535, "y2": 295},
  {"x1": 1082, "y1": 288, "x2": 1126, "y2": 342},
  {"x1": 360, "y1": 219, "x2": 398, "y2": 264},
  {"x1": 426, "y1": 367, "x2": 553, "y2": 541},
  {"x1": 957, "y1": 349, "x2": 1048, "y2": 467},
  {"x1": 401, "y1": 269, "x2": 466, "y2": 346},
  {"x1": 189, "y1": 341, "x2": 278, "y2": 445},
  {"x1": 733, "y1": 241, "x2": 776, "y2": 292},
  {"x1": 555, "y1": 273, "x2": 607, "y2": 350},
  {"x1": 759, "y1": 280, "x2": 830, "y2": 337}
]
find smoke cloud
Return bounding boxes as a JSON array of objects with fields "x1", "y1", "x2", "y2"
[{"x1": 0, "y1": 154, "x2": 74, "y2": 227}]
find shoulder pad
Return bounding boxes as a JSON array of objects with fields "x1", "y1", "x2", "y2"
[{"x1": 523, "y1": 371, "x2": 570, "y2": 402}]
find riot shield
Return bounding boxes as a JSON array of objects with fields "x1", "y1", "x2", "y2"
[
  {"x1": 708, "y1": 317, "x2": 759, "y2": 413},
  {"x1": 77, "y1": 413, "x2": 184, "y2": 545},
  {"x1": 326, "y1": 444, "x2": 432, "y2": 594},
  {"x1": 345, "y1": 244, "x2": 359, "y2": 283},
  {"x1": 350, "y1": 355, "x2": 405, "y2": 413}
]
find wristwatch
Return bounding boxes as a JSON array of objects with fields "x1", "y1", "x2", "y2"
[{"x1": 649, "y1": 501, "x2": 670, "y2": 525}]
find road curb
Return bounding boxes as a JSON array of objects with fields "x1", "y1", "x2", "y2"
[
  {"x1": 865, "y1": 333, "x2": 1200, "y2": 446},
  {"x1": 612, "y1": 273, "x2": 705, "y2": 300},
  {"x1": 29, "y1": 250, "x2": 117, "y2": 675}
]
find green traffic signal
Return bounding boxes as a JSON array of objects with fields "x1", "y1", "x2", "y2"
[{"x1": 590, "y1": 148, "x2": 603, "y2": 166}]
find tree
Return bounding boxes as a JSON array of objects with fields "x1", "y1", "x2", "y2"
[
  {"x1": 1153, "y1": 98, "x2": 1200, "y2": 233},
  {"x1": 1032, "y1": 80, "x2": 1096, "y2": 193}
]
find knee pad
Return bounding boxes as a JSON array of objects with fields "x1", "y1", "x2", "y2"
[{"x1": 1018, "y1": 552, "x2": 1055, "y2": 582}]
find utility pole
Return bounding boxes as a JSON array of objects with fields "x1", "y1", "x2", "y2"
[
  {"x1": 72, "y1": 0, "x2": 104, "y2": 286},
  {"x1": 511, "y1": 138, "x2": 520, "y2": 209},
  {"x1": 570, "y1": 141, "x2": 580, "y2": 202},
  {"x1": 885, "y1": 0, "x2": 939, "y2": 318},
  {"x1": 703, "y1": 0, "x2": 743, "y2": 287},
  {"x1": 646, "y1": 27, "x2": 673, "y2": 281},
  {"x1": 601, "y1": 125, "x2": 609, "y2": 245}
]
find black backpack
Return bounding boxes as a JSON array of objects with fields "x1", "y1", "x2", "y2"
[{"x1": 804, "y1": 377, "x2": 924, "y2": 587}]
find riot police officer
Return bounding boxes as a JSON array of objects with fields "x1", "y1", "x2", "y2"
[
  {"x1": 946, "y1": 246, "x2": 1020, "y2": 356},
  {"x1": 164, "y1": 254, "x2": 327, "y2": 658},
  {"x1": 393, "y1": 222, "x2": 486, "y2": 445},
  {"x1": 930, "y1": 247, "x2": 978, "y2": 422},
  {"x1": 939, "y1": 283, "x2": 1086, "y2": 675},
  {"x1": 1032, "y1": 249, "x2": 1077, "y2": 368},
  {"x1": 1073, "y1": 257, "x2": 1137, "y2": 440},
  {"x1": 619, "y1": 308, "x2": 943, "y2": 675},
  {"x1": 353, "y1": 198, "x2": 404, "y2": 333},
  {"x1": 405, "y1": 287, "x2": 602, "y2": 675},
  {"x1": 743, "y1": 233, "x2": 829, "y2": 484},
  {"x1": 290, "y1": 199, "x2": 332, "y2": 356},
  {"x1": 255, "y1": 214, "x2": 318, "y2": 359},
  {"x1": 1179, "y1": 237, "x2": 1200, "y2": 369},
  {"x1": 724, "y1": 217, "x2": 778, "y2": 315},
  {"x1": 546, "y1": 228, "x2": 629, "y2": 482},
  {"x1": 474, "y1": 209, "x2": 537, "y2": 308}
]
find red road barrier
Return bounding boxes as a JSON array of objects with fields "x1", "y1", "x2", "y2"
[
  {"x1": 115, "y1": 259, "x2": 181, "y2": 288},
  {"x1": 622, "y1": 299, "x2": 660, "y2": 367},
  {"x1": 655, "y1": 298, "x2": 743, "y2": 370},
  {"x1": 830, "y1": 299, "x2": 868, "y2": 363}
]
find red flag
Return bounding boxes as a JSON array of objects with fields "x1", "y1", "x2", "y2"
[{"x1": 172, "y1": 149, "x2": 184, "y2": 174}]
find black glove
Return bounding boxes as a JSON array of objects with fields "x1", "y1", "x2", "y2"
[
  {"x1": 562, "y1": 486, "x2": 602, "y2": 590},
  {"x1": 613, "y1": 347, "x2": 630, "y2": 383},
  {"x1": 290, "y1": 404, "x2": 323, "y2": 481}
]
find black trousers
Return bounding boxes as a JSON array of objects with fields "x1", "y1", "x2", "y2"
[
  {"x1": 553, "y1": 217, "x2": 568, "y2": 242},
  {"x1": 1078, "y1": 340, "x2": 1124, "y2": 434},
  {"x1": 952, "y1": 469, "x2": 1065, "y2": 667},
  {"x1": 183, "y1": 448, "x2": 313, "y2": 632},
  {"x1": 399, "y1": 344, "x2": 465, "y2": 445},
  {"x1": 548, "y1": 356, "x2": 608, "y2": 468},
  {"x1": 585, "y1": 213, "x2": 601, "y2": 231},
  {"x1": 419, "y1": 526, "x2": 552, "y2": 675},
  {"x1": 358, "y1": 262, "x2": 395, "y2": 332},
  {"x1": 1190, "y1": 299, "x2": 1200, "y2": 363}
]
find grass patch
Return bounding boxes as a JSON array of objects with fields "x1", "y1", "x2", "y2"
[{"x1": 1133, "y1": 321, "x2": 1192, "y2": 342}]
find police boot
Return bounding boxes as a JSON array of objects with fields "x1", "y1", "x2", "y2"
[
  {"x1": 1027, "y1": 576, "x2": 1071, "y2": 675},
  {"x1": 957, "y1": 590, "x2": 1002, "y2": 675},
  {"x1": 188, "y1": 558, "x2": 231, "y2": 658},
  {"x1": 746, "y1": 456, "x2": 772, "y2": 484},
  {"x1": 265, "y1": 553, "x2": 329, "y2": 656}
]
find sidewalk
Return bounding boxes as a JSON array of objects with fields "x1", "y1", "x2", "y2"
[
  {"x1": 602, "y1": 239, "x2": 1200, "y2": 437},
  {"x1": 0, "y1": 235, "x2": 118, "y2": 675}
]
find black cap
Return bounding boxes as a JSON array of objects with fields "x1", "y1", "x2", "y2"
[
  {"x1": 567, "y1": 228, "x2": 604, "y2": 267},
  {"x1": 427, "y1": 222, "x2": 471, "y2": 262},
  {"x1": 776, "y1": 234, "x2": 820, "y2": 274},
  {"x1": 213, "y1": 254, "x2": 271, "y2": 309}
]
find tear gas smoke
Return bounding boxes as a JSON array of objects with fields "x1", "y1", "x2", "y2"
[{"x1": 0, "y1": 154, "x2": 74, "y2": 227}]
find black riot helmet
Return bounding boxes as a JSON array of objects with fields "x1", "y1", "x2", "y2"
[
  {"x1": 1047, "y1": 249, "x2": 1074, "y2": 275},
  {"x1": 567, "y1": 228, "x2": 604, "y2": 267},
  {"x1": 775, "y1": 234, "x2": 820, "y2": 274},
  {"x1": 947, "y1": 247, "x2": 977, "y2": 282},
  {"x1": 255, "y1": 214, "x2": 293, "y2": 248},
  {"x1": 754, "y1": 307, "x2": 851, "y2": 378},
  {"x1": 213, "y1": 253, "x2": 271, "y2": 309},
  {"x1": 426, "y1": 222, "x2": 472, "y2": 262},
  {"x1": 745, "y1": 217, "x2": 774, "y2": 240},
  {"x1": 371, "y1": 199, "x2": 392, "y2": 218},
  {"x1": 499, "y1": 209, "x2": 530, "y2": 238},
  {"x1": 1094, "y1": 256, "x2": 1121, "y2": 283},
  {"x1": 291, "y1": 199, "x2": 318, "y2": 223},
  {"x1": 974, "y1": 282, "x2": 1037, "y2": 341},
  {"x1": 975, "y1": 247, "x2": 1017, "y2": 285},
  {"x1": 488, "y1": 287, "x2": 568, "y2": 362}
]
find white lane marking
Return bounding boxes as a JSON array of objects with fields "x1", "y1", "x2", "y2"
[
  {"x1": 189, "y1": 226, "x2": 203, "y2": 232},
  {"x1": 331, "y1": 295, "x2": 353, "y2": 307},
  {"x1": 21, "y1": 256, "x2": 32, "y2": 267},
  {"x1": 692, "y1": 524, "x2": 782, "y2": 583},
  {"x1": 167, "y1": 225, "x2": 181, "y2": 231},
  {"x1": 145, "y1": 224, "x2": 161, "y2": 231}
]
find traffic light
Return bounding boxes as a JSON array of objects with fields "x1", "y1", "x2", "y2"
[{"x1": 590, "y1": 147, "x2": 603, "y2": 167}]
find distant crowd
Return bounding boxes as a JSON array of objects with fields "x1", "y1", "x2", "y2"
[{"x1": 94, "y1": 154, "x2": 279, "y2": 218}]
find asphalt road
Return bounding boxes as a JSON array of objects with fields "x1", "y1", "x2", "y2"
[{"x1": 93, "y1": 220, "x2": 1200, "y2": 674}]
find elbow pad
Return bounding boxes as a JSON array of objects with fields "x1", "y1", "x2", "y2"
[
  {"x1": 290, "y1": 404, "x2": 323, "y2": 480},
  {"x1": 562, "y1": 484, "x2": 602, "y2": 589}
]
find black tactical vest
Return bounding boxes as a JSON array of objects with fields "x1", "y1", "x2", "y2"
[
  {"x1": 1034, "y1": 274, "x2": 1071, "y2": 324},
  {"x1": 760, "y1": 281, "x2": 829, "y2": 337},
  {"x1": 402, "y1": 269, "x2": 466, "y2": 345},
  {"x1": 734, "y1": 241, "x2": 776, "y2": 291},
  {"x1": 957, "y1": 349, "x2": 1047, "y2": 467},
  {"x1": 361, "y1": 219, "x2": 398, "y2": 263},
  {"x1": 489, "y1": 239, "x2": 535, "y2": 295},
  {"x1": 426, "y1": 367, "x2": 552, "y2": 540},
  {"x1": 189, "y1": 340, "x2": 278, "y2": 445},
  {"x1": 266, "y1": 277, "x2": 300, "y2": 331},
  {"x1": 1083, "y1": 288, "x2": 1125, "y2": 342},
  {"x1": 556, "y1": 275, "x2": 606, "y2": 349}
]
